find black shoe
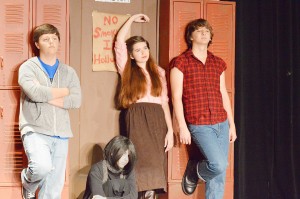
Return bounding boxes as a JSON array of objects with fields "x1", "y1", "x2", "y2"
[
  {"x1": 21, "y1": 186, "x2": 36, "y2": 199},
  {"x1": 181, "y1": 159, "x2": 199, "y2": 195}
]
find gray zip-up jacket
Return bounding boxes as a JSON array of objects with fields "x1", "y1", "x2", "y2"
[{"x1": 18, "y1": 57, "x2": 81, "y2": 138}]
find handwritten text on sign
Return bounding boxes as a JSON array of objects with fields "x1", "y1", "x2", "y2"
[{"x1": 92, "y1": 11, "x2": 129, "y2": 72}]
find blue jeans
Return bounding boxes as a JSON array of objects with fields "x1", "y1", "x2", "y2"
[
  {"x1": 188, "y1": 120, "x2": 229, "y2": 199},
  {"x1": 21, "y1": 132, "x2": 68, "y2": 199}
]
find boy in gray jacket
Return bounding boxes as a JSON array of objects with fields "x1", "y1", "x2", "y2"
[{"x1": 18, "y1": 24, "x2": 81, "y2": 199}]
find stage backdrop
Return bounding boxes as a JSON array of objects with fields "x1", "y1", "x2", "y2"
[
  {"x1": 92, "y1": 11, "x2": 130, "y2": 72},
  {"x1": 234, "y1": 0, "x2": 300, "y2": 199}
]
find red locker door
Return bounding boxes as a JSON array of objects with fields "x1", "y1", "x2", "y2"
[
  {"x1": 0, "y1": 0, "x2": 30, "y2": 88},
  {"x1": 0, "y1": 0, "x2": 70, "y2": 198},
  {"x1": 0, "y1": 89, "x2": 23, "y2": 197},
  {"x1": 205, "y1": 1, "x2": 236, "y2": 93},
  {"x1": 0, "y1": 0, "x2": 29, "y2": 197},
  {"x1": 171, "y1": 1, "x2": 203, "y2": 58},
  {"x1": 33, "y1": 0, "x2": 69, "y2": 63},
  {"x1": 204, "y1": 2, "x2": 236, "y2": 198},
  {"x1": 168, "y1": 1, "x2": 206, "y2": 198}
]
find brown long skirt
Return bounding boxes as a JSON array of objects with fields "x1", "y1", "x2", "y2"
[{"x1": 126, "y1": 102, "x2": 167, "y2": 192}]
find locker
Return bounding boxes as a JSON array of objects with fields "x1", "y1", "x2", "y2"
[{"x1": 0, "y1": 0, "x2": 69, "y2": 197}]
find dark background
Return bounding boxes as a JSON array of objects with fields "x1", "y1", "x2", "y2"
[{"x1": 233, "y1": 0, "x2": 300, "y2": 198}]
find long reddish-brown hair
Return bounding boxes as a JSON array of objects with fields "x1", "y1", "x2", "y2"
[{"x1": 119, "y1": 36, "x2": 162, "y2": 108}]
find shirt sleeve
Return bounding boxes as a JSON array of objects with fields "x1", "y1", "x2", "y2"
[
  {"x1": 18, "y1": 62, "x2": 53, "y2": 102},
  {"x1": 63, "y1": 67, "x2": 82, "y2": 109},
  {"x1": 216, "y1": 56, "x2": 227, "y2": 73},
  {"x1": 170, "y1": 56, "x2": 185, "y2": 74},
  {"x1": 114, "y1": 41, "x2": 128, "y2": 75},
  {"x1": 87, "y1": 163, "x2": 107, "y2": 197},
  {"x1": 221, "y1": 58, "x2": 227, "y2": 72}
]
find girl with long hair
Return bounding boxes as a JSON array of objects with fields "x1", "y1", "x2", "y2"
[
  {"x1": 83, "y1": 136, "x2": 137, "y2": 199},
  {"x1": 114, "y1": 14, "x2": 174, "y2": 199}
]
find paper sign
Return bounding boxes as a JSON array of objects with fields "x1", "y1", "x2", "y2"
[{"x1": 92, "y1": 11, "x2": 130, "y2": 72}]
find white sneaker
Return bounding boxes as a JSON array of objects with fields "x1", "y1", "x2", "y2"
[{"x1": 21, "y1": 186, "x2": 36, "y2": 199}]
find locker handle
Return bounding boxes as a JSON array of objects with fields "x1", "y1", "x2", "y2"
[
  {"x1": 0, "y1": 106, "x2": 3, "y2": 119},
  {"x1": 0, "y1": 56, "x2": 3, "y2": 69}
]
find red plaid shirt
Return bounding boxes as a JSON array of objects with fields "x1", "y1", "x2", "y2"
[{"x1": 171, "y1": 49, "x2": 227, "y2": 125}]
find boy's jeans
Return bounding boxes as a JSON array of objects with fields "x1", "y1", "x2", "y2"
[
  {"x1": 21, "y1": 131, "x2": 68, "y2": 199},
  {"x1": 188, "y1": 119, "x2": 229, "y2": 199}
]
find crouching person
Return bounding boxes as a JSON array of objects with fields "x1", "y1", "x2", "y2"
[{"x1": 83, "y1": 136, "x2": 138, "y2": 199}]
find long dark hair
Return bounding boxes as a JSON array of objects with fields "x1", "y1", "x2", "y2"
[
  {"x1": 119, "y1": 36, "x2": 162, "y2": 108},
  {"x1": 104, "y1": 136, "x2": 136, "y2": 175}
]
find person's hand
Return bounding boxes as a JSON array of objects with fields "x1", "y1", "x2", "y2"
[
  {"x1": 164, "y1": 130, "x2": 174, "y2": 152},
  {"x1": 179, "y1": 126, "x2": 191, "y2": 145},
  {"x1": 131, "y1": 14, "x2": 150, "y2": 23},
  {"x1": 229, "y1": 125, "x2": 237, "y2": 143}
]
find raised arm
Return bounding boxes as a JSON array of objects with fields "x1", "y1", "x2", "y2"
[
  {"x1": 115, "y1": 14, "x2": 150, "y2": 74},
  {"x1": 116, "y1": 14, "x2": 150, "y2": 43}
]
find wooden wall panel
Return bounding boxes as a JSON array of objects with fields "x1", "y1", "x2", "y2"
[{"x1": 69, "y1": 0, "x2": 160, "y2": 198}]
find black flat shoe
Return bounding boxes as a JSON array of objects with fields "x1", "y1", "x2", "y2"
[{"x1": 181, "y1": 159, "x2": 199, "y2": 195}]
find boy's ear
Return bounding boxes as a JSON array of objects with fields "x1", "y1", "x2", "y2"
[{"x1": 35, "y1": 42, "x2": 40, "y2": 49}]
